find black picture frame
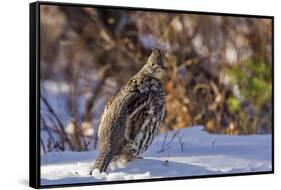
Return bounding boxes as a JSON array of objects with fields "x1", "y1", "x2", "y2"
[{"x1": 29, "y1": 1, "x2": 274, "y2": 189}]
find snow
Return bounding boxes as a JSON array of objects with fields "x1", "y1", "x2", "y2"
[{"x1": 41, "y1": 126, "x2": 272, "y2": 186}]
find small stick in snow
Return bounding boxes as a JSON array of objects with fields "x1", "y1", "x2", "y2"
[
  {"x1": 162, "y1": 160, "x2": 169, "y2": 166},
  {"x1": 158, "y1": 131, "x2": 179, "y2": 153},
  {"x1": 178, "y1": 134, "x2": 185, "y2": 152}
]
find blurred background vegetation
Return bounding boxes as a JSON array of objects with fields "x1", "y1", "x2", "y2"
[{"x1": 40, "y1": 5, "x2": 272, "y2": 153}]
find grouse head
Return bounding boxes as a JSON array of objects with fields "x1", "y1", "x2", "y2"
[{"x1": 141, "y1": 48, "x2": 165, "y2": 80}]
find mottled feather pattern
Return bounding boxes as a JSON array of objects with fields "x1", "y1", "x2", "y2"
[{"x1": 91, "y1": 49, "x2": 166, "y2": 174}]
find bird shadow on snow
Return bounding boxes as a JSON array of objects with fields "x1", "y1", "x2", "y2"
[
  {"x1": 41, "y1": 157, "x2": 214, "y2": 186},
  {"x1": 111, "y1": 157, "x2": 214, "y2": 178}
]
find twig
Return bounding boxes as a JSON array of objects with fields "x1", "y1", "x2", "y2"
[
  {"x1": 41, "y1": 117, "x2": 55, "y2": 145},
  {"x1": 45, "y1": 114, "x2": 67, "y2": 145},
  {"x1": 178, "y1": 134, "x2": 185, "y2": 152},
  {"x1": 93, "y1": 125, "x2": 99, "y2": 150},
  {"x1": 158, "y1": 131, "x2": 179, "y2": 153},
  {"x1": 40, "y1": 138, "x2": 47, "y2": 154},
  {"x1": 41, "y1": 95, "x2": 74, "y2": 150},
  {"x1": 72, "y1": 119, "x2": 88, "y2": 151},
  {"x1": 83, "y1": 65, "x2": 110, "y2": 122}
]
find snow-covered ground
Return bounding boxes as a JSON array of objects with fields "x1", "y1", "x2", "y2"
[{"x1": 41, "y1": 126, "x2": 272, "y2": 186}]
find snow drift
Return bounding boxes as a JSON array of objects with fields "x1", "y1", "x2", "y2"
[{"x1": 41, "y1": 126, "x2": 272, "y2": 185}]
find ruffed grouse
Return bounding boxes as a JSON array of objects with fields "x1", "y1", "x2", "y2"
[{"x1": 91, "y1": 48, "x2": 166, "y2": 174}]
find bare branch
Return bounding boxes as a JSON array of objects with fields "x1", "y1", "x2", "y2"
[{"x1": 41, "y1": 95, "x2": 74, "y2": 151}]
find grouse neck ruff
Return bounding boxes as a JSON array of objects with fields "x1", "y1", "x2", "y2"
[{"x1": 30, "y1": 1, "x2": 274, "y2": 188}]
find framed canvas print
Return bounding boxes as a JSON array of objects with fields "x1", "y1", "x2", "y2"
[{"x1": 29, "y1": 1, "x2": 274, "y2": 188}]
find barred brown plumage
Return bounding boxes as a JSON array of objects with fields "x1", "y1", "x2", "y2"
[{"x1": 90, "y1": 48, "x2": 166, "y2": 174}]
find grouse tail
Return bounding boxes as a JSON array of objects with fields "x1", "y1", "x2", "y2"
[{"x1": 91, "y1": 152, "x2": 113, "y2": 174}]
